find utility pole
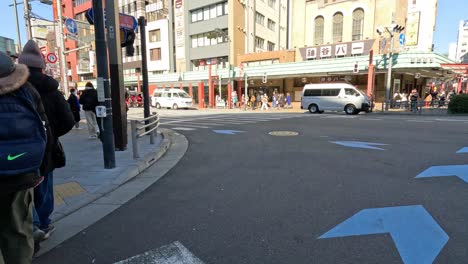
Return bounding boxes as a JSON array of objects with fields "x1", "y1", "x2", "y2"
[
  {"x1": 92, "y1": 0, "x2": 116, "y2": 169},
  {"x1": 139, "y1": 16, "x2": 150, "y2": 120},
  {"x1": 13, "y1": 0, "x2": 22, "y2": 49},
  {"x1": 106, "y1": 0, "x2": 127, "y2": 151},
  {"x1": 56, "y1": 0, "x2": 69, "y2": 96},
  {"x1": 385, "y1": 36, "x2": 394, "y2": 112},
  {"x1": 23, "y1": 0, "x2": 32, "y2": 40}
]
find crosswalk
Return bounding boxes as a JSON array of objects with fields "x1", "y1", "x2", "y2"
[{"x1": 159, "y1": 113, "x2": 307, "y2": 131}]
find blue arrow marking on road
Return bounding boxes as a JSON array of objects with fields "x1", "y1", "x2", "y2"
[
  {"x1": 416, "y1": 165, "x2": 468, "y2": 183},
  {"x1": 213, "y1": 130, "x2": 244, "y2": 135},
  {"x1": 456, "y1": 147, "x2": 468, "y2": 153},
  {"x1": 319, "y1": 205, "x2": 448, "y2": 264},
  {"x1": 330, "y1": 141, "x2": 387, "y2": 150}
]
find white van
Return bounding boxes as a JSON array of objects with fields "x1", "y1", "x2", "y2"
[
  {"x1": 151, "y1": 89, "x2": 193, "y2": 110},
  {"x1": 301, "y1": 83, "x2": 370, "y2": 115}
]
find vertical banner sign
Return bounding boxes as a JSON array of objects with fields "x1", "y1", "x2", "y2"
[
  {"x1": 406, "y1": 12, "x2": 420, "y2": 46},
  {"x1": 175, "y1": 0, "x2": 185, "y2": 60}
]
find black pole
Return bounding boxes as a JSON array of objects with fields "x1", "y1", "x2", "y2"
[
  {"x1": 92, "y1": 0, "x2": 116, "y2": 169},
  {"x1": 139, "y1": 16, "x2": 150, "y2": 120},
  {"x1": 106, "y1": 0, "x2": 127, "y2": 151}
]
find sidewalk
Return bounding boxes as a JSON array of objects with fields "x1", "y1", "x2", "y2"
[{"x1": 51, "y1": 124, "x2": 170, "y2": 222}]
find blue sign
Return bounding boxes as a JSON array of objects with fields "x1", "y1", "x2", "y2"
[
  {"x1": 330, "y1": 141, "x2": 387, "y2": 150},
  {"x1": 213, "y1": 130, "x2": 244, "y2": 135},
  {"x1": 381, "y1": 38, "x2": 387, "y2": 51},
  {"x1": 65, "y1": 18, "x2": 78, "y2": 34},
  {"x1": 456, "y1": 147, "x2": 468, "y2": 153},
  {"x1": 399, "y1": 33, "x2": 406, "y2": 45},
  {"x1": 86, "y1": 8, "x2": 138, "y2": 31},
  {"x1": 319, "y1": 205, "x2": 449, "y2": 264},
  {"x1": 416, "y1": 165, "x2": 468, "y2": 183}
]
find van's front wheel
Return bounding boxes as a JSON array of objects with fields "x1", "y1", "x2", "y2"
[
  {"x1": 345, "y1": 104, "x2": 357, "y2": 115},
  {"x1": 155, "y1": 103, "x2": 161, "y2": 109},
  {"x1": 308, "y1": 104, "x2": 319, "y2": 114}
]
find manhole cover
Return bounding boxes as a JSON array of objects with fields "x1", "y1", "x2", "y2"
[{"x1": 268, "y1": 131, "x2": 299, "y2": 136}]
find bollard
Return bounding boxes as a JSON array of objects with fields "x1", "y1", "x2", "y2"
[{"x1": 130, "y1": 120, "x2": 140, "y2": 159}]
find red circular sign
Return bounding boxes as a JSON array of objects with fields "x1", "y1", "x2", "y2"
[{"x1": 46, "y1": 53, "x2": 58, "y2": 64}]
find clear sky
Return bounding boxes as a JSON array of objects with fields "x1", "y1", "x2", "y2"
[{"x1": 0, "y1": 0, "x2": 466, "y2": 54}]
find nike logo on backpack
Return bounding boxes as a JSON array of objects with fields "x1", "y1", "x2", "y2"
[{"x1": 7, "y1": 153, "x2": 27, "y2": 161}]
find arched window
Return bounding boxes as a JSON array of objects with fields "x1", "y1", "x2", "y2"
[
  {"x1": 352, "y1": 8, "x2": 365, "y2": 41},
  {"x1": 333, "y1": 12, "x2": 344, "y2": 43},
  {"x1": 314, "y1": 16, "x2": 324, "y2": 45}
]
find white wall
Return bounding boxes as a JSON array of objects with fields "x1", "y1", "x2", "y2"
[
  {"x1": 146, "y1": 19, "x2": 171, "y2": 72},
  {"x1": 455, "y1": 20, "x2": 468, "y2": 62}
]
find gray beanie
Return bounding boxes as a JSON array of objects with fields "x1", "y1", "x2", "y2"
[{"x1": 18, "y1": 40, "x2": 45, "y2": 69}]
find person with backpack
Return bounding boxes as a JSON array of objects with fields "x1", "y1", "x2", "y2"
[
  {"x1": 18, "y1": 40, "x2": 75, "y2": 244},
  {"x1": 79, "y1": 82, "x2": 100, "y2": 139},
  {"x1": 0, "y1": 51, "x2": 48, "y2": 263},
  {"x1": 67, "y1": 88, "x2": 81, "y2": 129}
]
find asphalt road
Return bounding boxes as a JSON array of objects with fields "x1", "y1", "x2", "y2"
[{"x1": 35, "y1": 113, "x2": 468, "y2": 264}]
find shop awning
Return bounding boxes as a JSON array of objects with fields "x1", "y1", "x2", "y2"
[{"x1": 440, "y1": 64, "x2": 468, "y2": 75}]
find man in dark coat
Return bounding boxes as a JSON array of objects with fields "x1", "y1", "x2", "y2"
[
  {"x1": 18, "y1": 40, "x2": 75, "y2": 241},
  {"x1": 67, "y1": 88, "x2": 81, "y2": 129},
  {"x1": 0, "y1": 51, "x2": 48, "y2": 263},
  {"x1": 79, "y1": 82, "x2": 100, "y2": 139}
]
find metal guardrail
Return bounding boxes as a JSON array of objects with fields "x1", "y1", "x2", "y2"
[{"x1": 130, "y1": 113, "x2": 160, "y2": 159}]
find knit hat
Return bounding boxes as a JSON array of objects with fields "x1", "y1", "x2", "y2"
[
  {"x1": 0, "y1": 51, "x2": 29, "y2": 96},
  {"x1": 18, "y1": 40, "x2": 45, "y2": 69}
]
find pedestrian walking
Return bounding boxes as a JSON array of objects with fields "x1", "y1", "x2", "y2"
[
  {"x1": 250, "y1": 94, "x2": 256, "y2": 110},
  {"x1": 261, "y1": 94, "x2": 269, "y2": 110},
  {"x1": 67, "y1": 88, "x2": 81, "y2": 129},
  {"x1": 231, "y1": 90, "x2": 238, "y2": 108},
  {"x1": 286, "y1": 92, "x2": 292, "y2": 108},
  {"x1": 257, "y1": 92, "x2": 262, "y2": 108},
  {"x1": 0, "y1": 51, "x2": 48, "y2": 263},
  {"x1": 272, "y1": 93, "x2": 277, "y2": 109},
  {"x1": 18, "y1": 40, "x2": 75, "y2": 248},
  {"x1": 79, "y1": 82, "x2": 100, "y2": 139},
  {"x1": 409, "y1": 89, "x2": 419, "y2": 112}
]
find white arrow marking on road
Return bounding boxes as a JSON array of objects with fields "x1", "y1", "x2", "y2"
[
  {"x1": 114, "y1": 241, "x2": 205, "y2": 264},
  {"x1": 172, "y1": 127, "x2": 196, "y2": 131}
]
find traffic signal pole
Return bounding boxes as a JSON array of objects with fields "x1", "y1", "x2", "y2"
[
  {"x1": 138, "y1": 16, "x2": 150, "y2": 120},
  {"x1": 92, "y1": 0, "x2": 116, "y2": 169},
  {"x1": 106, "y1": 0, "x2": 128, "y2": 151}
]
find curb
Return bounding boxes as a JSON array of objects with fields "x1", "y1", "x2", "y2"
[
  {"x1": 36, "y1": 129, "x2": 188, "y2": 257},
  {"x1": 51, "y1": 130, "x2": 171, "y2": 223}
]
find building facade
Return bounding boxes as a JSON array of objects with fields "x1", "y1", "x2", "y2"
[
  {"x1": 0, "y1": 36, "x2": 17, "y2": 57},
  {"x1": 455, "y1": 20, "x2": 468, "y2": 62},
  {"x1": 405, "y1": 0, "x2": 437, "y2": 52},
  {"x1": 448, "y1": 42, "x2": 457, "y2": 61}
]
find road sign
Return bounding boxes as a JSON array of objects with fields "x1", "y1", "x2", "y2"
[
  {"x1": 65, "y1": 18, "x2": 78, "y2": 34},
  {"x1": 399, "y1": 33, "x2": 406, "y2": 46},
  {"x1": 319, "y1": 205, "x2": 449, "y2": 264},
  {"x1": 381, "y1": 38, "x2": 387, "y2": 52},
  {"x1": 86, "y1": 8, "x2": 138, "y2": 31},
  {"x1": 415, "y1": 73, "x2": 421, "y2": 79},
  {"x1": 262, "y1": 72, "x2": 267, "y2": 84},
  {"x1": 46, "y1": 52, "x2": 58, "y2": 64}
]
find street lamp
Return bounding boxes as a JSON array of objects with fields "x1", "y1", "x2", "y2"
[{"x1": 377, "y1": 24, "x2": 405, "y2": 111}]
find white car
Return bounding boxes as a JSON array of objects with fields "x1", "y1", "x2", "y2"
[
  {"x1": 151, "y1": 89, "x2": 193, "y2": 110},
  {"x1": 301, "y1": 83, "x2": 370, "y2": 115}
]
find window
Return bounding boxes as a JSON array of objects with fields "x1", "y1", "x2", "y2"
[
  {"x1": 150, "y1": 48, "x2": 161, "y2": 61},
  {"x1": 267, "y1": 41, "x2": 275, "y2": 51},
  {"x1": 256, "y1": 12, "x2": 265, "y2": 26},
  {"x1": 314, "y1": 16, "x2": 324, "y2": 45},
  {"x1": 268, "y1": 0, "x2": 276, "y2": 8},
  {"x1": 267, "y1": 19, "x2": 276, "y2": 31},
  {"x1": 191, "y1": 29, "x2": 228, "y2": 48},
  {"x1": 135, "y1": 45, "x2": 140, "y2": 56},
  {"x1": 352, "y1": 9, "x2": 364, "y2": 41},
  {"x1": 149, "y1": 29, "x2": 161, "y2": 42},
  {"x1": 412, "y1": 0, "x2": 416, "y2": 4},
  {"x1": 333, "y1": 12, "x2": 344, "y2": 43},
  {"x1": 303, "y1": 89, "x2": 321, "y2": 96},
  {"x1": 345, "y1": 88, "x2": 360, "y2": 96},
  {"x1": 322, "y1": 89, "x2": 340, "y2": 96},
  {"x1": 133, "y1": 1, "x2": 137, "y2": 11},
  {"x1": 128, "y1": 3, "x2": 132, "y2": 13},
  {"x1": 191, "y1": 2, "x2": 228, "y2": 23},
  {"x1": 255, "y1": 37, "x2": 265, "y2": 50}
]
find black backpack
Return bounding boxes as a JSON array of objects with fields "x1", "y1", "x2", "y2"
[{"x1": 0, "y1": 87, "x2": 47, "y2": 177}]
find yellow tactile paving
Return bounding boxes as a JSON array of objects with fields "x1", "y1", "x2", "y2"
[{"x1": 53, "y1": 182, "x2": 86, "y2": 206}]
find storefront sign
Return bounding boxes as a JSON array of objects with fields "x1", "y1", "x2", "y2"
[
  {"x1": 306, "y1": 48, "x2": 317, "y2": 59},
  {"x1": 299, "y1": 39, "x2": 374, "y2": 61},
  {"x1": 320, "y1": 46, "x2": 332, "y2": 58}
]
